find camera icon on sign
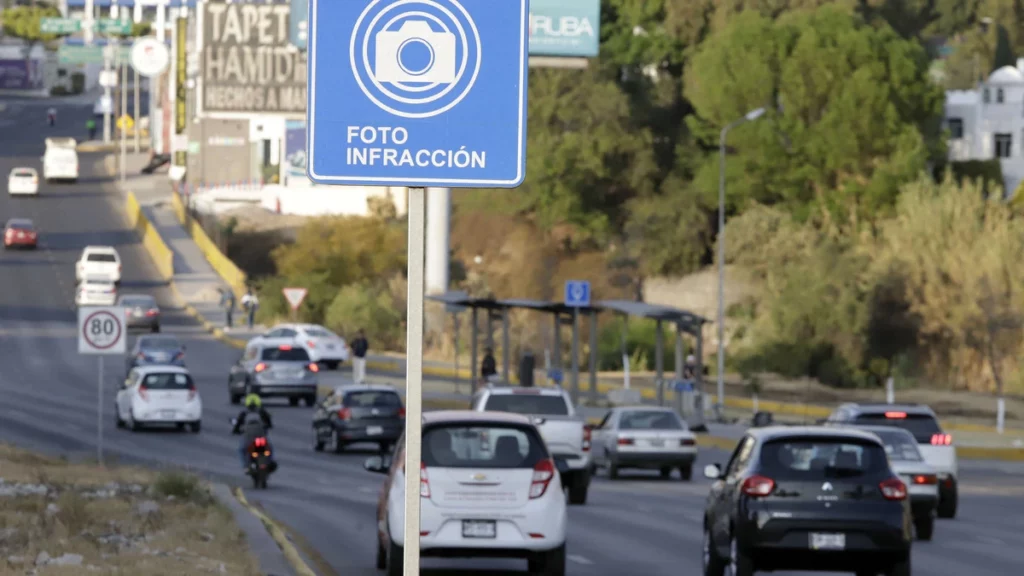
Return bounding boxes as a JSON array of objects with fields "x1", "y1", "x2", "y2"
[{"x1": 374, "y1": 20, "x2": 456, "y2": 84}]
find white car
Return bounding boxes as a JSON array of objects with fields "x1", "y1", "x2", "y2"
[
  {"x1": 7, "y1": 167, "x2": 39, "y2": 196},
  {"x1": 75, "y1": 277, "x2": 117, "y2": 306},
  {"x1": 116, "y1": 365, "x2": 202, "y2": 432},
  {"x1": 256, "y1": 323, "x2": 350, "y2": 369},
  {"x1": 589, "y1": 406, "x2": 698, "y2": 480},
  {"x1": 365, "y1": 411, "x2": 567, "y2": 576},
  {"x1": 76, "y1": 245, "x2": 121, "y2": 284}
]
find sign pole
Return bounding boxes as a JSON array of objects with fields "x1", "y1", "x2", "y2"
[
  {"x1": 120, "y1": 56, "x2": 128, "y2": 182},
  {"x1": 103, "y1": 45, "x2": 112, "y2": 143},
  {"x1": 133, "y1": 65, "x2": 141, "y2": 153},
  {"x1": 571, "y1": 307, "x2": 579, "y2": 403},
  {"x1": 403, "y1": 187, "x2": 425, "y2": 576},
  {"x1": 97, "y1": 355, "x2": 104, "y2": 465}
]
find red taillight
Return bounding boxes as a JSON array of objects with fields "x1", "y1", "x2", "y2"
[
  {"x1": 138, "y1": 384, "x2": 149, "y2": 402},
  {"x1": 398, "y1": 407, "x2": 406, "y2": 418},
  {"x1": 254, "y1": 362, "x2": 267, "y2": 373},
  {"x1": 913, "y1": 474, "x2": 937, "y2": 485},
  {"x1": 880, "y1": 477, "x2": 907, "y2": 500},
  {"x1": 582, "y1": 427, "x2": 591, "y2": 452},
  {"x1": 307, "y1": 340, "x2": 316, "y2": 349},
  {"x1": 279, "y1": 345, "x2": 293, "y2": 351},
  {"x1": 680, "y1": 438, "x2": 696, "y2": 446},
  {"x1": 145, "y1": 308, "x2": 159, "y2": 317},
  {"x1": 885, "y1": 411, "x2": 907, "y2": 419},
  {"x1": 530, "y1": 458, "x2": 555, "y2": 499},
  {"x1": 187, "y1": 385, "x2": 197, "y2": 402},
  {"x1": 741, "y1": 475, "x2": 775, "y2": 497},
  {"x1": 307, "y1": 362, "x2": 319, "y2": 373},
  {"x1": 253, "y1": 437, "x2": 267, "y2": 448},
  {"x1": 337, "y1": 407, "x2": 351, "y2": 420},
  {"x1": 617, "y1": 437, "x2": 634, "y2": 446},
  {"x1": 930, "y1": 434, "x2": 952, "y2": 446}
]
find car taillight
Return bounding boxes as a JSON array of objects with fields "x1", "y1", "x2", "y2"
[
  {"x1": 187, "y1": 385, "x2": 197, "y2": 402},
  {"x1": 254, "y1": 362, "x2": 267, "y2": 372},
  {"x1": 880, "y1": 477, "x2": 907, "y2": 500},
  {"x1": 145, "y1": 308, "x2": 159, "y2": 317},
  {"x1": 741, "y1": 475, "x2": 775, "y2": 497},
  {"x1": 337, "y1": 407, "x2": 351, "y2": 420},
  {"x1": 402, "y1": 461, "x2": 431, "y2": 497},
  {"x1": 582, "y1": 427, "x2": 591, "y2": 452},
  {"x1": 680, "y1": 438, "x2": 696, "y2": 446},
  {"x1": 138, "y1": 385, "x2": 149, "y2": 402},
  {"x1": 617, "y1": 437, "x2": 634, "y2": 446},
  {"x1": 306, "y1": 362, "x2": 319, "y2": 373},
  {"x1": 307, "y1": 340, "x2": 316, "y2": 349},
  {"x1": 398, "y1": 407, "x2": 406, "y2": 418},
  {"x1": 930, "y1": 434, "x2": 952, "y2": 446},
  {"x1": 529, "y1": 458, "x2": 555, "y2": 499},
  {"x1": 885, "y1": 411, "x2": 907, "y2": 419},
  {"x1": 913, "y1": 474, "x2": 937, "y2": 485}
]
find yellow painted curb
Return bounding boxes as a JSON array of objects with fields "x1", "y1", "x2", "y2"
[
  {"x1": 956, "y1": 446, "x2": 1024, "y2": 461},
  {"x1": 232, "y1": 487, "x2": 318, "y2": 576}
]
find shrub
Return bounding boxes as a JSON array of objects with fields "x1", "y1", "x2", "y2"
[
  {"x1": 597, "y1": 318, "x2": 680, "y2": 372},
  {"x1": 324, "y1": 282, "x2": 405, "y2": 351},
  {"x1": 271, "y1": 216, "x2": 406, "y2": 287},
  {"x1": 153, "y1": 471, "x2": 208, "y2": 504}
]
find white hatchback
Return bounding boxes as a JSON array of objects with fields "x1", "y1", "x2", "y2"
[
  {"x1": 116, "y1": 366, "x2": 202, "y2": 432},
  {"x1": 256, "y1": 323, "x2": 350, "y2": 369},
  {"x1": 7, "y1": 167, "x2": 39, "y2": 196},
  {"x1": 75, "y1": 277, "x2": 117, "y2": 306},
  {"x1": 366, "y1": 411, "x2": 568, "y2": 576}
]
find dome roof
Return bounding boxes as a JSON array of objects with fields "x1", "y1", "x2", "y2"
[{"x1": 988, "y1": 65, "x2": 1024, "y2": 84}]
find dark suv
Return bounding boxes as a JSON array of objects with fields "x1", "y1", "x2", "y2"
[{"x1": 702, "y1": 427, "x2": 912, "y2": 576}]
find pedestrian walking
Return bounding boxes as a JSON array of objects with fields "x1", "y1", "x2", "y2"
[
  {"x1": 480, "y1": 347, "x2": 497, "y2": 385},
  {"x1": 219, "y1": 287, "x2": 237, "y2": 329},
  {"x1": 241, "y1": 287, "x2": 259, "y2": 329},
  {"x1": 350, "y1": 329, "x2": 369, "y2": 384},
  {"x1": 86, "y1": 117, "x2": 97, "y2": 140},
  {"x1": 517, "y1": 347, "x2": 535, "y2": 387}
]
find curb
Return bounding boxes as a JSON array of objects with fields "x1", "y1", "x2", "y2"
[{"x1": 232, "y1": 487, "x2": 318, "y2": 576}]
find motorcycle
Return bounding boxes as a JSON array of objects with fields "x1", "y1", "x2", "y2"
[{"x1": 231, "y1": 418, "x2": 277, "y2": 489}]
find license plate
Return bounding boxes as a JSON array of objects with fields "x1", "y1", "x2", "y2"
[
  {"x1": 326, "y1": 344, "x2": 336, "y2": 350},
  {"x1": 649, "y1": 439, "x2": 664, "y2": 447},
  {"x1": 367, "y1": 426, "x2": 383, "y2": 436},
  {"x1": 810, "y1": 533, "x2": 845, "y2": 550},
  {"x1": 462, "y1": 520, "x2": 496, "y2": 539},
  {"x1": 161, "y1": 410, "x2": 176, "y2": 419}
]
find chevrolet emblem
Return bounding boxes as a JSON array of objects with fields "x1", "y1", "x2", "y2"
[{"x1": 472, "y1": 473, "x2": 487, "y2": 481}]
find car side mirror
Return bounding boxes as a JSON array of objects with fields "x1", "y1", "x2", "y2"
[
  {"x1": 364, "y1": 455, "x2": 388, "y2": 474},
  {"x1": 703, "y1": 464, "x2": 723, "y2": 480}
]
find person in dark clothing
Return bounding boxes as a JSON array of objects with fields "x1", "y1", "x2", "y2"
[
  {"x1": 86, "y1": 118, "x2": 97, "y2": 140},
  {"x1": 232, "y1": 394, "x2": 274, "y2": 469},
  {"x1": 481, "y1": 347, "x2": 497, "y2": 383},
  {"x1": 350, "y1": 329, "x2": 369, "y2": 383},
  {"x1": 219, "y1": 288, "x2": 236, "y2": 328},
  {"x1": 517, "y1": 347, "x2": 535, "y2": 387}
]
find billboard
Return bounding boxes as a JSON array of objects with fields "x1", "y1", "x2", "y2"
[
  {"x1": 0, "y1": 60, "x2": 44, "y2": 90},
  {"x1": 289, "y1": 0, "x2": 308, "y2": 49},
  {"x1": 284, "y1": 119, "x2": 311, "y2": 186},
  {"x1": 529, "y1": 0, "x2": 600, "y2": 58},
  {"x1": 201, "y1": 1, "x2": 307, "y2": 114},
  {"x1": 175, "y1": 17, "x2": 188, "y2": 166}
]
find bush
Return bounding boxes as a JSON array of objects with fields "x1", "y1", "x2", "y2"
[
  {"x1": 272, "y1": 216, "x2": 406, "y2": 287},
  {"x1": 153, "y1": 471, "x2": 209, "y2": 504},
  {"x1": 255, "y1": 271, "x2": 336, "y2": 326},
  {"x1": 597, "y1": 318, "x2": 680, "y2": 373},
  {"x1": 324, "y1": 282, "x2": 405, "y2": 351}
]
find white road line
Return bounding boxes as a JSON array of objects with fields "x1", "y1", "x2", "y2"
[{"x1": 568, "y1": 554, "x2": 593, "y2": 565}]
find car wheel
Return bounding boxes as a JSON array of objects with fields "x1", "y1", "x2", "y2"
[
  {"x1": 176, "y1": 423, "x2": 187, "y2": 432},
  {"x1": 325, "y1": 361, "x2": 340, "y2": 370},
  {"x1": 289, "y1": 397, "x2": 300, "y2": 407},
  {"x1": 230, "y1": 394, "x2": 241, "y2": 405},
  {"x1": 304, "y1": 395, "x2": 316, "y2": 407},
  {"x1": 702, "y1": 524, "x2": 726, "y2": 576},
  {"x1": 331, "y1": 430, "x2": 345, "y2": 454},
  {"x1": 568, "y1": 474, "x2": 588, "y2": 505},
  {"x1": 375, "y1": 538, "x2": 386, "y2": 570},
  {"x1": 608, "y1": 462, "x2": 619, "y2": 480},
  {"x1": 679, "y1": 464, "x2": 693, "y2": 481},
  {"x1": 386, "y1": 537, "x2": 403, "y2": 576},
  {"x1": 115, "y1": 405, "x2": 125, "y2": 429},
  {"x1": 152, "y1": 324, "x2": 160, "y2": 333},
  {"x1": 660, "y1": 466, "x2": 672, "y2": 479},
  {"x1": 915, "y1": 516, "x2": 934, "y2": 541},
  {"x1": 189, "y1": 421, "x2": 201, "y2": 433},
  {"x1": 313, "y1": 427, "x2": 325, "y2": 452},
  {"x1": 729, "y1": 536, "x2": 754, "y2": 576},
  {"x1": 128, "y1": 410, "x2": 140, "y2": 432},
  {"x1": 938, "y1": 484, "x2": 958, "y2": 518},
  {"x1": 885, "y1": 554, "x2": 911, "y2": 576}
]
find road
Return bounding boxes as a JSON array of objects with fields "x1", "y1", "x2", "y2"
[{"x1": 2, "y1": 97, "x2": 1024, "y2": 576}]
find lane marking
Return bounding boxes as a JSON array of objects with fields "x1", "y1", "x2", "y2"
[{"x1": 568, "y1": 554, "x2": 593, "y2": 565}]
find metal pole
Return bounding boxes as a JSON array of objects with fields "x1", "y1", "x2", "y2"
[
  {"x1": 97, "y1": 356, "x2": 104, "y2": 465},
  {"x1": 674, "y1": 324, "x2": 685, "y2": 415},
  {"x1": 655, "y1": 319, "x2": 664, "y2": 406},
  {"x1": 716, "y1": 126, "x2": 729, "y2": 414},
  {"x1": 501, "y1": 309, "x2": 510, "y2": 383},
  {"x1": 571, "y1": 308, "x2": 579, "y2": 404},
  {"x1": 133, "y1": 66, "x2": 140, "y2": 153},
  {"x1": 471, "y1": 307, "x2": 478, "y2": 387},
  {"x1": 588, "y1": 309, "x2": 598, "y2": 404},
  {"x1": 403, "y1": 187, "x2": 426, "y2": 576},
  {"x1": 120, "y1": 59, "x2": 127, "y2": 182},
  {"x1": 621, "y1": 315, "x2": 630, "y2": 390},
  {"x1": 553, "y1": 314, "x2": 562, "y2": 369},
  {"x1": 453, "y1": 313, "x2": 460, "y2": 389},
  {"x1": 103, "y1": 47, "x2": 112, "y2": 143}
]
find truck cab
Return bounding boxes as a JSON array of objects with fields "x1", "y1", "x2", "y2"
[{"x1": 471, "y1": 383, "x2": 592, "y2": 505}]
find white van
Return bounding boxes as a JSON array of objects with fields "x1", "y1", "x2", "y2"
[{"x1": 43, "y1": 137, "x2": 79, "y2": 183}]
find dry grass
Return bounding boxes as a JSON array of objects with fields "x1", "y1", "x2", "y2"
[{"x1": 0, "y1": 444, "x2": 261, "y2": 575}]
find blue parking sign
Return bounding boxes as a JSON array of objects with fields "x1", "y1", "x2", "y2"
[
  {"x1": 306, "y1": 0, "x2": 529, "y2": 188},
  {"x1": 564, "y1": 280, "x2": 590, "y2": 307}
]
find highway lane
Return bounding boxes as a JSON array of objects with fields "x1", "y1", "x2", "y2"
[{"x1": 3, "y1": 99, "x2": 1024, "y2": 576}]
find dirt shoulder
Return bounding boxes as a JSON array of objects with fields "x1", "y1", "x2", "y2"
[{"x1": 0, "y1": 444, "x2": 260, "y2": 575}]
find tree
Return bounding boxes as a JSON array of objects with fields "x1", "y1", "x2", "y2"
[
  {"x1": 684, "y1": 6, "x2": 944, "y2": 228},
  {"x1": 992, "y1": 24, "x2": 1014, "y2": 69},
  {"x1": 1, "y1": 5, "x2": 66, "y2": 56}
]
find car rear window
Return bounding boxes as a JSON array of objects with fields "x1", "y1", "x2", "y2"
[
  {"x1": 759, "y1": 437, "x2": 890, "y2": 479},
  {"x1": 423, "y1": 425, "x2": 548, "y2": 469},
  {"x1": 13, "y1": 169, "x2": 35, "y2": 177},
  {"x1": 852, "y1": 413, "x2": 942, "y2": 443},
  {"x1": 483, "y1": 393, "x2": 570, "y2": 416},
  {"x1": 141, "y1": 373, "x2": 193, "y2": 389},
  {"x1": 305, "y1": 328, "x2": 332, "y2": 338},
  {"x1": 871, "y1": 429, "x2": 924, "y2": 462},
  {"x1": 7, "y1": 220, "x2": 33, "y2": 230},
  {"x1": 121, "y1": 297, "x2": 155, "y2": 307},
  {"x1": 261, "y1": 347, "x2": 311, "y2": 361},
  {"x1": 87, "y1": 253, "x2": 117, "y2": 262},
  {"x1": 344, "y1": 391, "x2": 401, "y2": 407},
  {"x1": 140, "y1": 337, "x2": 181, "y2": 350},
  {"x1": 620, "y1": 410, "x2": 685, "y2": 430}
]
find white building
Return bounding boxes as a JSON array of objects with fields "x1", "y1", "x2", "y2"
[{"x1": 945, "y1": 59, "x2": 1024, "y2": 195}]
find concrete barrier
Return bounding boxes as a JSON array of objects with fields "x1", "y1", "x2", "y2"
[
  {"x1": 170, "y1": 189, "x2": 186, "y2": 225},
  {"x1": 125, "y1": 192, "x2": 173, "y2": 280},
  {"x1": 169, "y1": 190, "x2": 247, "y2": 297}
]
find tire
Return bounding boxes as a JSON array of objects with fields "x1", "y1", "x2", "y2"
[
  {"x1": 702, "y1": 524, "x2": 726, "y2": 576},
  {"x1": 527, "y1": 544, "x2": 566, "y2": 576},
  {"x1": 189, "y1": 421, "x2": 201, "y2": 433},
  {"x1": 660, "y1": 466, "x2": 672, "y2": 479},
  {"x1": 375, "y1": 538, "x2": 386, "y2": 570},
  {"x1": 729, "y1": 537, "x2": 755, "y2": 576},
  {"x1": 289, "y1": 397, "x2": 300, "y2": 407},
  {"x1": 386, "y1": 538, "x2": 403, "y2": 576},
  {"x1": 313, "y1": 427, "x2": 325, "y2": 452},
  {"x1": 115, "y1": 405, "x2": 125, "y2": 429},
  {"x1": 568, "y1": 473, "x2": 588, "y2": 505},
  {"x1": 938, "y1": 484, "x2": 958, "y2": 519},
  {"x1": 608, "y1": 463, "x2": 619, "y2": 480},
  {"x1": 304, "y1": 395, "x2": 316, "y2": 407},
  {"x1": 325, "y1": 361, "x2": 340, "y2": 370},
  {"x1": 679, "y1": 464, "x2": 693, "y2": 481},
  {"x1": 128, "y1": 410, "x2": 140, "y2": 432},
  {"x1": 230, "y1": 394, "x2": 241, "y2": 405},
  {"x1": 151, "y1": 324, "x2": 160, "y2": 333},
  {"x1": 885, "y1": 554, "x2": 911, "y2": 576},
  {"x1": 331, "y1": 430, "x2": 345, "y2": 454},
  {"x1": 915, "y1": 516, "x2": 934, "y2": 541}
]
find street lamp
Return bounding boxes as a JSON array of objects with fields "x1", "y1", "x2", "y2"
[{"x1": 715, "y1": 107, "x2": 766, "y2": 419}]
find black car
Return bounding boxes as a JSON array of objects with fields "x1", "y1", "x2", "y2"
[
  {"x1": 702, "y1": 427, "x2": 912, "y2": 576},
  {"x1": 126, "y1": 335, "x2": 186, "y2": 376},
  {"x1": 118, "y1": 294, "x2": 161, "y2": 332},
  {"x1": 312, "y1": 384, "x2": 405, "y2": 453}
]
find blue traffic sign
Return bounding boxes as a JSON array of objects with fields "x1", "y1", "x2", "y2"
[
  {"x1": 306, "y1": 0, "x2": 529, "y2": 188},
  {"x1": 564, "y1": 280, "x2": 590, "y2": 307}
]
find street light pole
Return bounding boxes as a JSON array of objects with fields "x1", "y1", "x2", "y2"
[{"x1": 715, "y1": 107, "x2": 766, "y2": 419}]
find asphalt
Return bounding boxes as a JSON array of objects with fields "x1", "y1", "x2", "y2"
[{"x1": 3, "y1": 97, "x2": 1024, "y2": 576}]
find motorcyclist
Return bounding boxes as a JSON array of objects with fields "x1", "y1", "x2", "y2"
[
  {"x1": 47, "y1": 107, "x2": 57, "y2": 126},
  {"x1": 232, "y1": 394, "x2": 274, "y2": 471}
]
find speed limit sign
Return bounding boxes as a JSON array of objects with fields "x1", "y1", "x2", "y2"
[{"x1": 78, "y1": 306, "x2": 126, "y2": 355}]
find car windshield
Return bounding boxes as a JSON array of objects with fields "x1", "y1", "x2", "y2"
[
  {"x1": 140, "y1": 337, "x2": 181, "y2": 350},
  {"x1": 422, "y1": 424, "x2": 548, "y2": 469},
  {"x1": 619, "y1": 410, "x2": 685, "y2": 430},
  {"x1": 87, "y1": 253, "x2": 117, "y2": 262},
  {"x1": 483, "y1": 393, "x2": 570, "y2": 416},
  {"x1": 141, "y1": 372, "x2": 193, "y2": 390},
  {"x1": 759, "y1": 437, "x2": 889, "y2": 479},
  {"x1": 344, "y1": 391, "x2": 402, "y2": 407},
  {"x1": 261, "y1": 347, "x2": 310, "y2": 361},
  {"x1": 852, "y1": 413, "x2": 943, "y2": 443},
  {"x1": 120, "y1": 296, "x2": 155, "y2": 307},
  {"x1": 871, "y1": 429, "x2": 924, "y2": 462}
]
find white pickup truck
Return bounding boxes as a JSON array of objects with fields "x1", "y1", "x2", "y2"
[
  {"x1": 76, "y1": 246, "x2": 121, "y2": 285},
  {"x1": 471, "y1": 385, "x2": 592, "y2": 504},
  {"x1": 42, "y1": 137, "x2": 79, "y2": 183}
]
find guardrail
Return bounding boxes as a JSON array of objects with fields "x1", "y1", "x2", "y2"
[{"x1": 125, "y1": 192, "x2": 173, "y2": 280}]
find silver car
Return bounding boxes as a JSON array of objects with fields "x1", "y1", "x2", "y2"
[
  {"x1": 229, "y1": 339, "x2": 319, "y2": 407},
  {"x1": 856, "y1": 425, "x2": 939, "y2": 541},
  {"x1": 589, "y1": 407, "x2": 698, "y2": 480},
  {"x1": 118, "y1": 294, "x2": 161, "y2": 332}
]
